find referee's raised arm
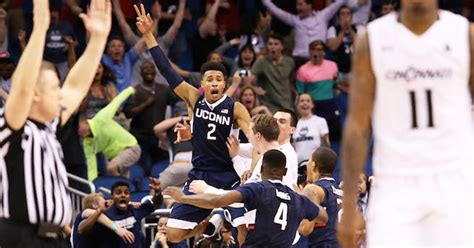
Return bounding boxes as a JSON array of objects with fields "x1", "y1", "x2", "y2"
[
  {"x1": 4, "y1": 0, "x2": 49, "y2": 130},
  {"x1": 0, "y1": 0, "x2": 112, "y2": 247}
]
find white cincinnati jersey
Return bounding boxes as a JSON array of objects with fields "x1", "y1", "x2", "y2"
[{"x1": 367, "y1": 11, "x2": 474, "y2": 175}]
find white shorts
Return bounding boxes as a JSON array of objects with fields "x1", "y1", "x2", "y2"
[{"x1": 367, "y1": 167, "x2": 473, "y2": 248}]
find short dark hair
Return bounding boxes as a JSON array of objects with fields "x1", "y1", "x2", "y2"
[
  {"x1": 312, "y1": 147, "x2": 337, "y2": 175},
  {"x1": 262, "y1": 149, "x2": 286, "y2": 170},
  {"x1": 268, "y1": 33, "x2": 285, "y2": 45},
  {"x1": 303, "y1": 0, "x2": 313, "y2": 5},
  {"x1": 338, "y1": 5, "x2": 352, "y2": 16},
  {"x1": 309, "y1": 40, "x2": 327, "y2": 51},
  {"x1": 252, "y1": 114, "x2": 279, "y2": 142},
  {"x1": 111, "y1": 181, "x2": 130, "y2": 194},
  {"x1": 276, "y1": 109, "x2": 297, "y2": 127},
  {"x1": 107, "y1": 35, "x2": 125, "y2": 45},
  {"x1": 200, "y1": 61, "x2": 227, "y2": 78}
]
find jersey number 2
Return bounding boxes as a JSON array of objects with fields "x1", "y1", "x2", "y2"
[
  {"x1": 274, "y1": 202, "x2": 288, "y2": 230},
  {"x1": 207, "y1": 123, "x2": 217, "y2": 140},
  {"x1": 409, "y1": 90, "x2": 435, "y2": 129}
]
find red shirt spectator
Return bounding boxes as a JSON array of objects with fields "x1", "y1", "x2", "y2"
[{"x1": 205, "y1": 0, "x2": 240, "y2": 34}]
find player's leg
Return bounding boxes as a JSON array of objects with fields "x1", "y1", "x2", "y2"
[{"x1": 224, "y1": 206, "x2": 248, "y2": 245}]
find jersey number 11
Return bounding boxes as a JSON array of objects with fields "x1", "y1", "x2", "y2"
[{"x1": 409, "y1": 89, "x2": 435, "y2": 129}]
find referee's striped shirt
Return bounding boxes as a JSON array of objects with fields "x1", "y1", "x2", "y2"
[{"x1": 0, "y1": 107, "x2": 72, "y2": 227}]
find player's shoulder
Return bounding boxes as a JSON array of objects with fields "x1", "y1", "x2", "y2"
[{"x1": 367, "y1": 12, "x2": 397, "y2": 30}]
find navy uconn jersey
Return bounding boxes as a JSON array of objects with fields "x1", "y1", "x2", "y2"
[
  {"x1": 236, "y1": 180, "x2": 319, "y2": 248},
  {"x1": 308, "y1": 178, "x2": 343, "y2": 247},
  {"x1": 192, "y1": 95, "x2": 234, "y2": 172}
]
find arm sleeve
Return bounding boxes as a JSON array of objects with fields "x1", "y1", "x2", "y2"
[
  {"x1": 235, "y1": 183, "x2": 261, "y2": 210},
  {"x1": 321, "y1": 0, "x2": 348, "y2": 23},
  {"x1": 149, "y1": 46, "x2": 184, "y2": 89},
  {"x1": 319, "y1": 118, "x2": 329, "y2": 136},
  {"x1": 262, "y1": 0, "x2": 297, "y2": 26},
  {"x1": 136, "y1": 200, "x2": 155, "y2": 220},
  {"x1": 95, "y1": 87, "x2": 135, "y2": 120}
]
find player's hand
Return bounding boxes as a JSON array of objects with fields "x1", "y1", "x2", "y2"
[
  {"x1": 240, "y1": 170, "x2": 252, "y2": 184},
  {"x1": 293, "y1": 184, "x2": 305, "y2": 195},
  {"x1": 79, "y1": 0, "x2": 112, "y2": 37},
  {"x1": 163, "y1": 186, "x2": 185, "y2": 202},
  {"x1": 337, "y1": 209, "x2": 365, "y2": 248},
  {"x1": 134, "y1": 4, "x2": 154, "y2": 35},
  {"x1": 189, "y1": 180, "x2": 208, "y2": 194},
  {"x1": 116, "y1": 227, "x2": 135, "y2": 244},
  {"x1": 226, "y1": 135, "x2": 240, "y2": 158},
  {"x1": 174, "y1": 121, "x2": 192, "y2": 144}
]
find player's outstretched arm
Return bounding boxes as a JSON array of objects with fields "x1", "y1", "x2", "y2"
[
  {"x1": 163, "y1": 187, "x2": 243, "y2": 209},
  {"x1": 5, "y1": 0, "x2": 49, "y2": 130},
  {"x1": 338, "y1": 31, "x2": 374, "y2": 248},
  {"x1": 61, "y1": 0, "x2": 112, "y2": 125},
  {"x1": 134, "y1": 4, "x2": 200, "y2": 109}
]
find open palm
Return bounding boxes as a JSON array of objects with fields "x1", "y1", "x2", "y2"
[
  {"x1": 80, "y1": 0, "x2": 112, "y2": 37},
  {"x1": 134, "y1": 4, "x2": 154, "y2": 35}
]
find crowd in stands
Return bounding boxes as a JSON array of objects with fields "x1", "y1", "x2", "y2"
[{"x1": 0, "y1": 0, "x2": 471, "y2": 247}]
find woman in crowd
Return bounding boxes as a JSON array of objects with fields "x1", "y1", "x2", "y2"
[
  {"x1": 293, "y1": 93, "x2": 330, "y2": 164},
  {"x1": 238, "y1": 85, "x2": 271, "y2": 116}
]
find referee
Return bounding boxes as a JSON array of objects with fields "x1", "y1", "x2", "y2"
[{"x1": 0, "y1": 0, "x2": 111, "y2": 247}]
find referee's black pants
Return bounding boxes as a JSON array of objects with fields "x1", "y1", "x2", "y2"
[{"x1": 0, "y1": 219, "x2": 69, "y2": 248}]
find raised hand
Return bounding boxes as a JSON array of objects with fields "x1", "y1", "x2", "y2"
[
  {"x1": 149, "y1": 177, "x2": 161, "y2": 191},
  {"x1": 189, "y1": 180, "x2": 208, "y2": 194},
  {"x1": 134, "y1": 4, "x2": 154, "y2": 35},
  {"x1": 173, "y1": 121, "x2": 192, "y2": 144},
  {"x1": 116, "y1": 227, "x2": 135, "y2": 244},
  {"x1": 163, "y1": 186, "x2": 185, "y2": 202},
  {"x1": 79, "y1": 0, "x2": 112, "y2": 37}
]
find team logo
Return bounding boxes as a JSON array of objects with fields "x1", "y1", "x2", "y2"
[
  {"x1": 221, "y1": 109, "x2": 229, "y2": 114},
  {"x1": 385, "y1": 66, "x2": 453, "y2": 83}
]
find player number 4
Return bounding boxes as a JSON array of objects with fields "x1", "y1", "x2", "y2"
[
  {"x1": 207, "y1": 123, "x2": 217, "y2": 140},
  {"x1": 274, "y1": 202, "x2": 288, "y2": 231}
]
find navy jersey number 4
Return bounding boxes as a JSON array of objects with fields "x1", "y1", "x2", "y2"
[
  {"x1": 192, "y1": 95, "x2": 234, "y2": 172},
  {"x1": 236, "y1": 180, "x2": 320, "y2": 248}
]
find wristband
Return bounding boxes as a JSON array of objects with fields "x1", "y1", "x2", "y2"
[{"x1": 111, "y1": 223, "x2": 118, "y2": 233}]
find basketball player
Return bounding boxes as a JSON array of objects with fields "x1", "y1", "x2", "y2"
[
  {"x1": 300, "y1": 147, "x2": 342, "y2": 248},
  {"x1": 164, "y1": 149, "x2": 328, "y2": 247},
  {"x1": 338, "y1": 1, "x2": 474, "y2": 247},
  {"x1": 134, "y1": 4, "x2": 251, "y2": 243}
]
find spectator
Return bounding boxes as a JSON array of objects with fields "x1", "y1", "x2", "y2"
[
  {"x1": 381, "y1": 0, "x2": 396, "y2": 16},
  {"x1": 193, "y1": 0, "x2": 224, "y2": 71},
  {"x1": 205, "y1": 0, "x2": 241, "y2": 36},
  {"x1": 327, "y1": 5, "x2": 364, "y2": 122},
  {"x1": 251, "y1": 34, "x2": 295, "y2": 113},
  {"x1": 239, "y1": 9, "x2": 271, "y2": 56},
  {"x1": 351, "y1": 0, "x2": 370, "y2": 25},
  {"x1": 236, "y1": 44, "x2": 257, "y2": 75},
  {"x1": 213, "y1": 37, "x2": 241, "y2": 75},
  {"x1": 296, "y1": 40, "x2": 341, "y2": 142},
  {"x1": 238, "y1": 86, "x2": 271, "y2": 117},
  {"x1": 113, "y1": 0, "x2": 186, "y2": 86},
  {"x1": 357, "y1": 172, "x2": 370, "y2": 220},
  {"x1": 100, "y1": 180, "x2": 163, "y2": 248},
  {"x1": 43, "y1": 2, "x2": 75, "y2": 82},
  {"x1": 102, "y1": 35, "x2": 145, "y2": 92},
  {"x1": 153, "y1": 101, "x2": 193, "y2": 189},
  {"x1": 150, "y1": 216, "x2": 188, "y2": 248},
  {"x1": 123, "y1": 60, "x2": 178, "y2": 173},
  {"x1": 71, "y1": 193, "x2": 135, "y2": 247},
  {"x1": 79, "y1": 87, "x2": 141, "y2": 180},
  {"x1": 0, "y1": 53, "x2": 15, "y2": 93},
  {"x1": 80, "y1": 62, "x2": 118, "y2": 119},
  {"x1": 262, "y1": 0, "x2": 357, "y2": 67},
  {"x1": 293, "y1": 93, "x2": 330, "y2": 164}
]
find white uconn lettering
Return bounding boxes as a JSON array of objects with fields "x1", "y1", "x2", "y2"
[{"x1": 196, "y1": 108, "x2": 230, "y2": 125}]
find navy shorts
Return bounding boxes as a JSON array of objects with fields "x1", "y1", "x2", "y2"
[{"x1": 167, "y1": 169, "x2": 240, "y2": 229}]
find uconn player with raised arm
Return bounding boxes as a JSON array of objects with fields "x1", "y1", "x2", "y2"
[
  {"x1": 339, "y1": 0, "x2": 474, "y2": 247},
  {"x1": 164, "y1": 149, "x2": 328, "y2": 248},
  {"x1": 133, "y1": 4, "x2": 251, "y2": 244},
  {"x1": 300, "y1": 147, "x2": 342, "y2": 248}
]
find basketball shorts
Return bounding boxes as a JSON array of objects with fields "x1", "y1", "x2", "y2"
[
  {"x1": 367, "y1": 166, "x2": 473, "y2": 248},
  {"x1": 167, "y1": 169, "x2": 240, "y2": 229}
]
